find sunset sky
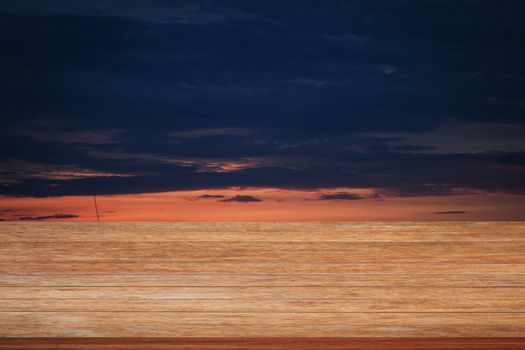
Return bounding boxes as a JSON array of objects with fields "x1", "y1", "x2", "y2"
[{"x1": 1, "y1": 1, "x2": 524, "y2": 221}]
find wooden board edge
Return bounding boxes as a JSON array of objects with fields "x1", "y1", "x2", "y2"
[{"x1": 1, "y1": 338, "x2": 525, "y2": 349}]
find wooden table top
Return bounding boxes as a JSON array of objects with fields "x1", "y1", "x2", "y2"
[{"x1": 1, "y1": 222, "x2": 524, "y2": 348}]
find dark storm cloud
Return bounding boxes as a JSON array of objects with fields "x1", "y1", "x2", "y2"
[
  {"x1": 433, "y1": 211, "x2": 467, "y2": 215},
  {"x1": 1, "y1": 1, "x2": 525, "y2": 197},
  {"x1": 17, "y1": 214, "x2": 79, "y2": 220},
  {"x1": 219, "y1": 195, "x2": 262, "y2": 203},
  {"x1": 319, "y1": 192, "x2": 364, "y2": 201}
]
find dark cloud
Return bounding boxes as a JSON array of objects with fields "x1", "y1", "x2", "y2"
[
  {"x1": 198, "y1": 194, "x2": 225, "y2": 199},
  {"x1": 17, "y1": 214, "x2": 79, "y2": 220},
  {"x1": 219, "y1": 195, "x2": 261, "y2": 203},
  {"x1": 1, "y1": 152, "x2": 525, "y2": 198},
  {"x1": 433, "y1": 211, "x2": 467, "y2": 215},
  {"x1": 319, "y1": 192, "x2": 364, "y2": 201},
  {"x1": 0, "y1": 1, "x2": 524, "y2": 198}
]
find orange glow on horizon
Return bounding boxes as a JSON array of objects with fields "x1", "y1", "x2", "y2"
[{"x1": 1, "y1": 187, "x2": 524, "y2": 221}]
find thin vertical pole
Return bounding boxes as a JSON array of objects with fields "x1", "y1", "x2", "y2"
[{"x1": 93, "y1": 188, "x2": 100, "y2": 222}]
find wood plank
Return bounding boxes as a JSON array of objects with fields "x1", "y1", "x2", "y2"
[
  {"x1": 2, "y1": 222, "x2": 524, "y2": 243},
  {"x1": 2, "y1": 262, "x2": 523, "y2": 274},
  {"x1": 1, "y1": 242, "x2": 523, "y2": 263},
  {"x1": 2, "y1": 273, "x2": 524, "y2": 287},
  {"x1": 1, "y1": 222, "x2": 524, "y2": 339},
  {"x1": 1, "y1": 313, "x2": 525, "y2": 337},
  {"x1": 3, "y1": 298, "x2": 525, "y2": 312},
  {"x1": 1, "y1": 338, "x2": 525, "y2": 350},
  {"x1": 2, "y1": 286, "x2": 523, "y2": 299},
  {"x1": 5, "y1": 311, "x2": 525, "y2": 325},
  {"x1": 2, "y1": 230, "x2": 525, "y2": 243}
]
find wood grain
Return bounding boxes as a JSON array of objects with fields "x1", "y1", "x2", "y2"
[
  {"x1": 1, "y1": 338, "x2": 525, "y2": 350},
  {"x1": 0, "y1": 221, "x2": 524, "y2": 340},
  {"x1": 2, "y1": 286, "x2": 523, "y2": 299},
  {"x1": 1, "y1": 321, "x2": 525, "y2": 337},
  {"x1": 3, "y1": 273, "x2": 524, "y2": 287},
  {"x1": 2, "y1": 241, "x2": 524, "y2": 262},
  {"x1": 2, "y1": 222, "x2": 524, "y2": 242},
  {"x1": 2, "y1": 262, "x2": 524, "y2": 274},
  {"x1": 4, "y1": 298, "x2": 524, "y2": 312}
]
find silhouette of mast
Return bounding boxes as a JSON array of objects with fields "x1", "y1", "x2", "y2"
[{"x1": 92, "y1": 188, "x2": 100, "y2": 222}]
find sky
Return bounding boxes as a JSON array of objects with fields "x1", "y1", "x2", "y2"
[{"x1": 1, "y1": 0, "x2": 524, "y2": 221}]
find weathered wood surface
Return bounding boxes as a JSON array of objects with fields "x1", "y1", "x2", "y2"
[
  {"x1": 2, "y1": 221, "x2": 525, "y2": 242},
  {"x1": 2, "y1": 338, "x2": 525, "y2": 350},
  {"x1": 0, "y1": 222, "x2": 524, "y2": 338},
  {"x1": 2, "y1": 242, "x2": 524, "y2": 263}
]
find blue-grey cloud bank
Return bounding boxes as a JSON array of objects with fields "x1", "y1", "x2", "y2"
[{"x1": 0, "y1": 0, "x2": 524, "y2": 198}]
